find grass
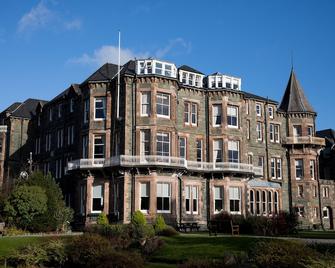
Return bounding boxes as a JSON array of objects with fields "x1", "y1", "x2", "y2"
[
  {"x1": 296, "y1": 230, "x2": 335, "y2": 239},
  {"x1": 149, "y1": 233, "x2": 262, "y2": 265}
]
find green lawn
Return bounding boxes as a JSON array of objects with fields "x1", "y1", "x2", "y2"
[
  {"x1": 296, "y1": 230, "x2": 335, "y2": 239},
  {"x1": 148, "y1": 234, "x2": 263, "y2": 266}
]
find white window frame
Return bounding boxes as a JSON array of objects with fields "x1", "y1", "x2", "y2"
[
  {"x1": 184, "y1": 102, "x2": 190, "y2": 125},
  {"x1": 140, "y1": 130, "x2": 150, "y2": 157},
  {"x1": 157, "y1": 182, "x2": 171, "y2": 213},
  {"x1": 94, "y1": 97, "x2": 106, "y2": 120},
  {"x1": 156, "y1": 93, "x2": 170, "y2": 118},
  {"x1": 268, "y1": 106, "x2": 274, "y2": 118},
  {"x1": 214, "y1": 186, "x2": 224, "y2": 214},
  {"x1": 141, "y1": 91, "x2": 151, "y2": 116},
  {"x1": 140, "y1": 182, "x2": 150, "y2": 213},
  {"x1": 212, "y1": 104, "x2": 222, "y2": 127},
  {"x1": 156, "y1": 132, "x2": 170, "y2": 157},
  {"x1": 196, "y1": 139, "x2": 203, "y2": 162},
  {"x1": 227, "y1": 105, "x2": 238, "y2": 128},
  {"x1": 213, "y1": 139, "x2": 223, "y2": 163},
  {"x1": 256, "y1": 103, "x2": 262, "y2": 117},
  {"x1": 249, "y1": 190, "x2": 255, "y2": 215},
  {"x1": 228, "y1": 140, "x2": 239, "y2": 163},
  {"x1": 93, "y1": 135, "x2": 105, "y2": 159},
  {"x1": 179, "y1": 137, "x2": 186, "y2": 159},
  {"x1": 256, "y1": 122, "x2": 262, "y2": 141},
  {"x1": 295, "y1": 159, "x2": 303, "y2": 180},
  {"x1": 185, "y1": 185, "x2": 198, "y2": 215},
  {"x1": 229, "y1": 187, "x2": 241, "y2": 214},
  {"x1": 191, "y1": 103, "x2": 197, "y2": 126},
  {"x1": 92, "y1": 184, "x2": 104, "y2": 213}
]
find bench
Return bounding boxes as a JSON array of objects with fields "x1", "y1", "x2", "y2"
[{"x1": 177, "y1": 222, "x2": 200, "y2": 232}]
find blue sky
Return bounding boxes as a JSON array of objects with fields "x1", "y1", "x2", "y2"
[{"x1": 0, "y1": 0, "x2": 334, "y2": 130}]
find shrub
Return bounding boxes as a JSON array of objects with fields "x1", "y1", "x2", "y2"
[
  {"x1": 45, "y1": 239, "x2": 67, "y2": 267},
  {"x1": 4, "y1": 185, "x2": 47, "y2": 230},
  {"x1": 7, "y1": 244, "x2": 48, "y2": 267},
  {"x1": 154, "y1": 215, "x2": 166, "y2": 234},
  {"x1": 66, "y1": 233, "x2": 114, "y2": 267},
  {"x1": 249, "y1": 240, "x2": 321, "y2": 268},
  {"x1": 141, "y1": 236, "x2": 165, "y2": 255},
  {"x1": 96, "y1": 250, "x2": 144, "y2": 268},
  {"x1": 4, "y1": 226, "x2": 27, "y2": 236},
  {"x1": 179, "y1": 253, "x2": 247, "y2": 268},
  {"x1": 131, "y1": 210, "x2": 147, "y2": 226},
  {"x1": 97, "y1": 212, "x2": 109, "y2": 225},
  {"x1": 160, "y1": 225, "x2": 179, "y2": 237}
]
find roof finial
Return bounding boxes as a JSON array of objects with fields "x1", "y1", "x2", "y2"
[{"x1": 291, "y1": 50, "x2": 294, "y2": 71}]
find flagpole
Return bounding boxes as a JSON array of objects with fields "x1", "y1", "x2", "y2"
[{"x1": 117, "y1": 31, "x2": 121, "y2": 119}]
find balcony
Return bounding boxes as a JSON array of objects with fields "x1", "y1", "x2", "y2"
[
  {"x1": 68, "y1": 155, "x2": 263, "y2": 177},
  {"x1": 282, "y1": 136, "x2": 325, "y2": 146},
  {"x1": 0, "y1": 126, "x2": 7, "y2": 133}
]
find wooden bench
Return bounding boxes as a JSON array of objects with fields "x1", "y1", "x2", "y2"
[{"x1": 230, "y1": 220, "x2": 239, "y2": 236}]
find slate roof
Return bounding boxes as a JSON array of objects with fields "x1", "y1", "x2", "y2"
[
  {"x1": 179, "y1": 65, "x2": 204, "y2": 75},
  {"x1": 10, "y1": 98, "x2": 48, "y2": 119},
  {"x1": 278, "y1": 70, "x2": 315, "y2": 113},
  {"x1": 83, "y1": 63, "x2": 119, "y2": 83},
  {"x1": 49, "y1": 84, "x2": 80, "y2": 104},
  {"x1": 2, "y1": 102, "x2": 22, "y2": 114},
  {"x1": 242, "y1": 91, "x2": 278, "y2": 104},
  {"x1": 317, "y1": 129, "x2": 335, "y2": 145}
]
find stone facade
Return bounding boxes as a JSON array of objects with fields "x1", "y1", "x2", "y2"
[{"x1": 1, "y1": 59, "x2": 333, "y2": 229}]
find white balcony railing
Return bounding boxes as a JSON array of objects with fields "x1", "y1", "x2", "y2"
[
  {"x1": 68, "y1": 155, "x2": 263, "y2": 177},
  {"x1": 0, "y1": 125, "x2": 7, "y2": 132},
  {"x1": 282, "y1": 136, "x2": 325, "y2": 146}
]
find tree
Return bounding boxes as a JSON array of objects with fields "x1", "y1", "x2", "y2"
[
  {"x1": 4, "y1": 185, "x2": 47, "y2": 230},
  {"x1": 25, "y1": 172, "x2": 73, "y2": 232}
]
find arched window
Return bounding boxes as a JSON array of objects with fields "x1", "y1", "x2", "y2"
[
  {"x1": 268, "y1": 191, "x2": 273, "y2": 215},
  {"x1": 256, "y1": 190, "x2": 261, "y2": 215},
  {"x1": 274, "y1": 192, "x2": 279, "y2": 214},
  {"x1": 262, "y1": 191, "x2": 267, "y2": 215},
  {"x1": 249, "y1": 190, "x2": 255, "y2": 215}
]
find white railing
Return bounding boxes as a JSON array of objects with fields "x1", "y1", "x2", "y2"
[
  {"x1": 283, "y1": 136, "x2": 325, "y2": 146},
  {"x1": 68, "y1": 155, "x2": 263, "y2": 176},
  {"x1": 0, "y1": 126, "x2": 7, "y2": 132}
]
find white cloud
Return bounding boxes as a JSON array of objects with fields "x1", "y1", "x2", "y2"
[
  {"x1": 17, "y1": 1, "x2": 82, "y2": 34},
  {"x1": 64, "y1": 19, "x2": 82, "y2": 30},
  {"x1": 69, "y1": 45, "x2": 149, "y2": 66},
  {"x1": 69, "y1": 38, "x2": 192, "y2": 67},
  {"x1": 17, "y1": 1, "x2": 53, "y2": 33},
  {"x1": 155, "y1": 38, "x2": 192, "y2": 59}
]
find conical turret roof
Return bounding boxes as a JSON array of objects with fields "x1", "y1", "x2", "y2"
[{"x1": 278, "y1": 70, "x2": 315, "y2": 113}]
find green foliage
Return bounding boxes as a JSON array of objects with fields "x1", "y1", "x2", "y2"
[
  {"x1": 7, "y1": 244, "x2": 48, "y2": 267},
  {"x1": 4, "y1": 226, "x2": 27, "y2": 236},
  {"x1": 26, "y1": 171, "x2": 73, "y2": 232},
  {"x1": 160, "y1": 225, "x2": 179, "y2": 237},
  {"x1": 131, "y1": 210, "x2": 147, "y2": 226},
  {"x1": 97, "y1": 212, "x2": 109, "y2": 225},
  {"x1": 249, "y1": 240, "x2": 321, "y2": 268},
  {"x1": 154, "y1": 215, "x2": 166, "y2": 234},
  {"x1": 44, "y1": 239, "x2": 67, "y2": 267},
  {"x1": 4, "y1": 185, "x2": 47, "y2": 230},
  {"x1": 66, "y1": 233, "x2": 144, "y2": 268}
]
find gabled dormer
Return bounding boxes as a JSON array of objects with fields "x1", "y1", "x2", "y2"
[
  {"x1": 207, "y1": 72, "x2": 241, "y2": 90},
  {"x1": 136, "y1": 59, "x2": 177, "y2": 78},
  {"x1": 178, "y1": 65, "x2": 204, "y2": 88}
]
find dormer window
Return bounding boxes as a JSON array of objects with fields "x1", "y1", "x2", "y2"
[
  {"x1": 136, "y1": 59, "x2": 176, "y2": 78},
  {"x1": 233, "y1": 84, "x2": 238, "y2": 90},
  {"x1": 179, "y1": 70, "x2": 204, "y2": 88},
  {"x1": 195, "y1": 75, "x2": 201, "y2": 87},
  {"x1": 182, "y1": 73, "x2": 187, "y2": 83},
  {"x1": 226, "y1": 82, "x2": 231, "y2": 89},
  {"x1": 208, "y1": 74, "x2": 241, "y2": 90},
  {"x1": 218, "y1": 77, "x2": 223, "y2": 88},
  {"x1": 211, "y1": 80, "x2": 216, "y2": 88},
  {"x1": 189, "y1": 73, "x2": 194, "y2": 85}
]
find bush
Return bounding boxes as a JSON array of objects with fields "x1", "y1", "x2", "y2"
[
  {"x1": 7, "y1": 244, "x2": 48, "y2": 267},
  {"x1": 66, "y1": 233, "x2": 144, "y2": 268},
  {"x1": 45, "y1": 239, "x2": 67, "y2": 267},
  {"x1": 4, "y1": 226, "x2": 27, "y2": 236},
  {"x1": 154, "y1": 215, "x2": 166, "y2": 234},
  {"x1": 141, "y1": 236, "x2": 165, "y2": 255},
  {"x1": 4, "y1": 185, "x2": 47, "y2": 230},
  {"x1": 249, "y1": 240, "x2": 321, "y2": 267},
  {"x1": 97, "y1": 212, "x2": 109, "y2": 225},
  {"x1": 160, "y1": 225, "x2": 179, "y2": 237},
  {"x1": 131, "y1": 210, "x2": 147, "y2": 226}
]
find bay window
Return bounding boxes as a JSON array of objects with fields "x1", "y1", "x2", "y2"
[
  {"x1": 141, "y1": 92, "x2": 151, "y2": 116},
  {"x1": 249, "y1": 190, "x2": 255, "y2": 215},
  {"x1": 156, "y1": 132, "x2": 170, "y2": 156},
  {"x1": 196, "y1": 139, "x2": 203, "y2": 162},
  {"x1": 179, "y1": 137, "x2": 186, "y2": 159},
  {"x1": 185, "y1": 185, "x2": 198, "y2": 214},
  {"x1": 140, "y1": 130, "x2": 150, "y2": 156},
  {"x1": 295, "y1": 159, "x2": 303, "y2": 180},
  {"x1": 140, "y1": 182, "x2": 150, "y2": 213},
  {"x1": 228, "y1": 140, "x2": 239, "y2": 163},
  {"x1": 94, "y1": 135, "x2": 105, "y2": 159},
  {"x1": 213, "y1": 139, "x2": 223, "y2": 163},
  {"x1": 212, "y1": 104, "x2": 222, "y2": 127},
  {"x1": 94, "y1": 97, "x2": 106, "y2": 120},
  {"x1": 310, "y1": 160, "x2": 315, "y2": 180}
]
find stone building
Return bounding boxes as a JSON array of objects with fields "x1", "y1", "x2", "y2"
[{"x1": 0, "y1": 58, "x2": 332, "y2": 229}]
